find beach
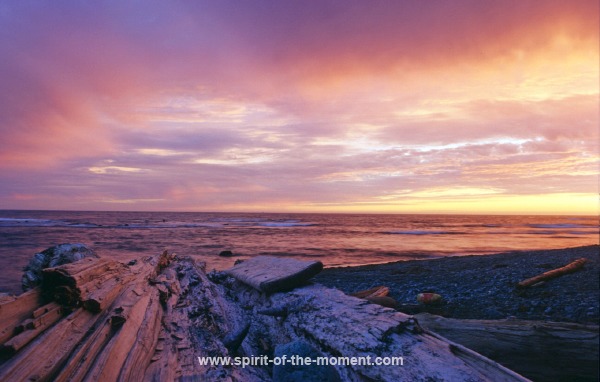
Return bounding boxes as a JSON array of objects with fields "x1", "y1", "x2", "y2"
[
  {"x1": 315, "y1": 245, "x2": 599, "y2": 324},
  {"x1": 0, "y1": 244, "x2": 597, "y2": 381}
]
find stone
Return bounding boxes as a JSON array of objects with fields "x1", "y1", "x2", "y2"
[
  {"x1": 219, "y1": 250, "x2": 234, "y2": 257},
  {"x1": 21, "y1": 243, "x2": 98, "y2": 291}
]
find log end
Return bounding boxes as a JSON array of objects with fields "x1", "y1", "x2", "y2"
[{"x1": 259, "y1": 261, "x2": 323, "y2": 294}]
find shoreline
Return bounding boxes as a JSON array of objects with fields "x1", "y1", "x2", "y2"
[
  {"x1": 1, "y1": 244, "x2": 597, "y2": 380},
  {"x1": 314, "y1": 245, "x2": 599, "y2": 324}
]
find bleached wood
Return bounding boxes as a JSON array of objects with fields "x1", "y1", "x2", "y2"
[
  {"x1": 0, "y1": 252, "x2": 536, "y2": 382},
  {"x1": 225, "y1": 256, "x2": 323, "y2": 293},
  {"x1": 83, "y1": 291, "x2": 154, "y2": 382},
  {"x1": 350, "y1": 285, "x2": 390, "y2": 298},
  {"x1": 0, "y1": 308, "x2": 101, "y2": 381},
  {"x1": 1, "y1": 304, "x2": 63, "y2": 354},
  {"x1": 227, "y1": 280, "x2": 531, "y2": 381},
  {"x1": 117, "y1": 290, "x2": 163, "y2": 381},
  {"x1": 15, "y1": 303, "x2": 62, "y2": 331},
  {"x1": 56, "y1": 257, "x2": 160, "y2": 382},
  {"x1": 53, "y1": 316, "x2": 114, "y2": 382},
  {"x1": 82, "y1": 274, "x2": 133, "y2": 313},
  {"x1": 517, "y1": 258, "x2": 588, "y2": 288},
  {"x1": 415, "y1": 313, "x2": 599, "y2": 382},
  {"x1": 31, "y1": 301, "x2": 61, "y2": 319},
  {"x1": 42, "y1": 258, "x2": 126, "y2": 294},
  {"x1": 0, "y1": 288, "x2": 43, "y2": 345}
]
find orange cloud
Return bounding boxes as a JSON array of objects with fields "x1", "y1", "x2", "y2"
[{"x1": 0, "y1": 1, "x2": 597, "y2": 213}]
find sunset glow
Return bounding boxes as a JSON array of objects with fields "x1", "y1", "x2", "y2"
[{"x1": 0, "y1": 1, "x2": 598, "y2": 214}]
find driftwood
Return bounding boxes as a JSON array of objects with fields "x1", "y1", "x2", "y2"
[
  {"x1": 15, "y1": 302, "x2": 62, "y2": 333},
  {"x1": 230, "y1": 280, "x2": 528, "y2": 381},
  {"x1": 0, "y1": 253, "x2": 166, "y2": 381},
  {"x1": 350, "y1": 285, "x2": 390, "y2": 298},
  {"x1": 415, "y1": 313, "x2": 599, "y2": 382},
  {"x1": 1, "y1": 304, "x2": 63, "y2": 354},
  {"x1": 43, "y1": 258, "x2": 129, "y2": 308},
  {"x1": 42, "y1": 257, "x2": 125, "y2": 289},
  {"x1": 0, "y1": 288, "x2": 43, "y2": 345},
  {"x1": 0, "y1": 252, "x2": 538, "y2": 381},
  {"x1": 225, "y1": 256, "x2": 323, "y2": 293},
  {"x1": 517, "y1": 258, "x2": 588, "y2": 288}
]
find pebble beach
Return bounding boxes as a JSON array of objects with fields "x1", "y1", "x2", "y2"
[{"x1": 315, "y1": 245, "x2": 600, "y2": 324}]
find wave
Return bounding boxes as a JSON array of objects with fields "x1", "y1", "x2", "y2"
[
  {"x1": 0, "y1": 216, "x2": 316, "y2": 229},
  {"x1": 452, "y1": 223, "x2": 504, "y2": 228},
  {"x1": 527, "y1": 223, "x2": 594, "y2": 229},
  {"x1": 256, "y1": 221, "x2": 317, "y2": 228},
  {"x1": 382, "y1": 230, "x2": 462, "y2": 235},
  {"x1": 0, "y1": 218, "x2": 67, "y2": 227},
  {"x1": 115, "y1": 222, "x2": 222, "y2": 229},
  {"x1": 215, "y1": 218, "x2": 317, "y2": 228}
]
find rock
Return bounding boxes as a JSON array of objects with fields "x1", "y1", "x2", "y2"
[
  {"x1": 417, "y1": 292, "x2": 443, "y2": 305},
  {"x1": 219, "y1": 250, "x2": 234, "y2": 257},
  {"x1": 273, "y1": 340, "x2": 341, "y2": 382},
  {"x1": 21, "y1": 243, "x2": 98, "y2": 291}
]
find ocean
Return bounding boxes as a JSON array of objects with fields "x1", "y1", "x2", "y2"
[{"x1": 0, "y1": 210, "x2": 598, "y2": 294}]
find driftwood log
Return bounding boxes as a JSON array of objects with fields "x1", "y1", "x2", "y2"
[
  {"x1": 516, "y1": 258, "x2": 588, "y2": 288},
  {"x1": 350, "y1": 285, "x2": 390, "y2": 298},
  {"x1": 415, "y1": 313, "x2": 599, "y2": 382},
  {"x1": 1, "y1": 251, "x2": 575, "y2": 381},
  {"x1": 225, "y1": 256, "x2": 323, "y2": 293},
  {"x1": 0, "y1": 288, "x2": 43, "y2": 345}
]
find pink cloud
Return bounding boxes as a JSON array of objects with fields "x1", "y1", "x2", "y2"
[{"x1": 0, "y1": 1, "x2": 597, "y2": 212}]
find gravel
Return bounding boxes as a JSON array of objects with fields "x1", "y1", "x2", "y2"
[{"x1": 314, "y1": 245, "x2": 599, "y2": 324}]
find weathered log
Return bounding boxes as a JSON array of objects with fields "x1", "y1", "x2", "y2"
[
  {"x1": 1, "y1": 304, "x2": 63, "y2": 354},
  {"x1": 0, "y1": 288, "x2": 43, "y2": 345},
  {"x1": 32, "y1": 301, "x2": 61, "y2": 319},
  {"x1": 517, "y1": 258, "x2": 588, "y2": 288},
  {"x1": 225, "y1": 256, "x2": 323, "y2": 293},
  {"x1": 0, "y1": 252, "x2": 163, "y2": 381},
  {"x1": 415, "y1": 313, "x2": 599, "y2": 382},
  {"x1": 117, "y1": 289, "x2": 163, "y2": 382},
  {"x1": 143, "y1": 256, "x2": 271, "y2": 381},
  {"x1": 46, "y1": 260, "x2": 129, "y2": 308},
  {"x1": 0, "y1": 308, "x2": 101, "y2": 381},
  {"x1": 1, "y1": 252, "x2": 534, "y2": 381},
  {"x1": 145, "y1": 258, "x2": 221, "y2": 380},
  {"x1": 42, "y1": 257, "x2": 124, "y2": 289},
  {"x1": 15, "y1": 302, "x2": 62, "y2": 332},
  {"x1": 82, "y1": 274, "x2": 133, "y2": 313},
  {"x1": 53, "y1": 315, "x2": 115, "y2": 382},
  {"x1": 83, "y1": 290, "x2": 155, "y2": 382},
  {"x1": 229, "y1": 281, "x2": 530, "y2": 381},
  {"x1": 55, "y1": 257, "x2": 162, "y2": 382},
  {"x1": 350, "y1": 285, "x2": 389, "y2": 298}
]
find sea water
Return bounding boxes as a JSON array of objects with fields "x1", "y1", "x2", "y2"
[{"x1": 0, "y1": 210, "x2": 597, "y2": 293}]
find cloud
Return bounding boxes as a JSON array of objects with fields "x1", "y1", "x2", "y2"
[{"x1": 0, "y1": 1, "x2": 597, "y2": 212}]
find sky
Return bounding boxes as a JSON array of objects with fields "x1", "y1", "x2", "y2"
[{"x1": 0, "y1": 1, "x2": 598, "y2": 214}]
